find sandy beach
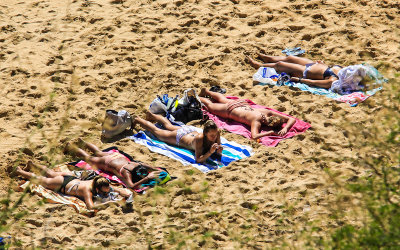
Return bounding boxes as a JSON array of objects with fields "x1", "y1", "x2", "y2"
[{"x1": 0, "y1": 0, "x2": 399, "y2": 248}]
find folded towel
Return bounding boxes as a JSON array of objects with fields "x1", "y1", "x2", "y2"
[
  {"x1": 204, "y1": 96, "x2": 311, "y2": 147},
  {"x1": 128, "y1": 128, "x2": 253, "y2": 173}
]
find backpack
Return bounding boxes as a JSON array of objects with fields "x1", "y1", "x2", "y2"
[
  {"x1": 170, "y1": 104, "x2": 203, "y2": 124},
  {"x1": 170, "y1": 89, "x2": 203, "y2": 123}
]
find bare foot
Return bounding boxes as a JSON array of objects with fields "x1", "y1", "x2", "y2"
[
  {"x1": 25, "y1": 161, "x2": 34, "y2": 171},
  {"x1": 130, "y1": 113, "x2": 137, "y2": 129},
  {"x1": 8, "y1": 165, "x2": 22, "y2": 177},
  {"x1": 199, "y1": 88, "x2": 207, "y2": 97},
  {"x1": 63, "y1": 141, "x2": 77, "y2": 154},
  {"x1": 145, "y1": 110, "x2": 156, "y2": 122},
  {"x1": 257, "y1": 52, "x2": 270, "y2": 62},
  {"x1": 77, "y1": 138, "x2": 85, "y2": 145},
  {"x1": 245, "y1": 56, "x2": 263, "y2": 69}
]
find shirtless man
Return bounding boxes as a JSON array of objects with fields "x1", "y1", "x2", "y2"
[
  {"x1": 14, "y1": 161, "x2": 131, "y2": 210},
  {"x1": 199, "y1": 88, "x2": 296, "y2": 140},
  {"x1": 133, "y1": 111, "x2": 222, "y2": 163},
  {"x1": 246, "y1": 54, "x2": 343, "y2": 89},
  {"x1": 66, "y1": 139, "x2": 164, "y2": 190}
]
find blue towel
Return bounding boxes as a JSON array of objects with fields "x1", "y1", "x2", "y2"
[{"x1": 128, "y1": 129, "x2": 253, "y2": 173}]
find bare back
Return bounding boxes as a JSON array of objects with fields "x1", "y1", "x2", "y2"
[
  {"x1": 63, "y1": 179, "x2": 93, "y2": 199},
  {"x1": 177, "y1": 131, "x2": 200, "y2": 151}
]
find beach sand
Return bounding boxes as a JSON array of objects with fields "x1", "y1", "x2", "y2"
[{"x1": 0, "y1": 0, "x2": 399, "y2": 248}]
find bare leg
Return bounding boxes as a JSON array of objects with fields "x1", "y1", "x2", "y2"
[
  {"x1": 77, "y1": 139, "x2": 108, "y2": 157},
  {"x1": 247, "y1": 56, "x2": 305, "y2": 77},
  {"x1": 257, "y1": 54, "x2": 314, "y2": 65},
  {"x1": 27, "y1": 161, "x2": 71, "y2": 178},
  {"x1": 133, "y1": 116, "x2": 177, "y2": 145},
  {"x1": 146, "y1": 111, "x2": 179, "y2": 131},
  {"x1": 199, "y1": 97, "x2": 231, "y2": 118},
  {"x1": 199, "y1": 88, "x2": 231, "y2": 103},
  {"x1": 16, "y1": 167, "x2": 64, "y2": 191}
]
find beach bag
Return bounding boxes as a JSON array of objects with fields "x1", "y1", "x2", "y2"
[
  {"x1": 101, "y1": 110, "x2": 132, "y2": 138},
  {"x1": 178, "y1": 88, "x2": 202, "y2": 107},
  {"x1": 149, "y1": 94, "x2": 179, "y2": 114},
  {"x1": 169, "y1": 88, "x2": 203, "y2": 123},
  {"x1": 171, "y1": 90, "x2": 203, "y2": 123}
]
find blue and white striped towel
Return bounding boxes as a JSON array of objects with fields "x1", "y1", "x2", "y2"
[{"x1": 128, "y1": 127, "x2": 253, "y2": 173}]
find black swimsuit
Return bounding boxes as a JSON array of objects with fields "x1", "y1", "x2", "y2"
[{"x1": 59, "y1": 175, "x2": 78, "y2": 194}]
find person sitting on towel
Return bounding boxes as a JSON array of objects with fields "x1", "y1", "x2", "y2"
[
  {"x1": 198, "y1": 88, "x2": 295, "y2": 140},
  {"x1": 65, "y1": 139, "x2": 168, "y2": 190},
  {"x1": 246, "y1": 53, "x2": 343, "y2": 89},
  {"x1": 13, "y1": 161, "x2": 131, "y2": 210},
  {"x1": 132, "y1": 111, "x2": 223, "y2": 163}
]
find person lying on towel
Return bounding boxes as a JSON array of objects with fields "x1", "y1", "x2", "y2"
[
  {"x1": 66, "y1": 139, "x2": 169, "y2": 190},
  {"x1": 13, "y1": 161, "x2": 131, "y2": 210},
  {"x1": 246, "y1": 54, "x2": 343, "y2": 89},
  {"x1": 133, "y1": 111, "x2": 223, "y2": 163},
  {"x1": 199, "y1": 88, "x2": 295, "y2": 140}
]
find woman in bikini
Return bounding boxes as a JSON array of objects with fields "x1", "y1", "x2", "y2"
[
  {"x1": 14, "y1": 161, "x2": 131, "y2": 210},
  {"x1": 199, "y1": 88, "x2": 296, "y2": 140},
  {"x1": 133, "y1": 111, "x2": 222, "y2": 163},
  {"x1": 66, "y1": 139, "x2": 164, "y2": 190},
  {"x1": 246, "y1": 54, "x2": 343, "y2": 89}
]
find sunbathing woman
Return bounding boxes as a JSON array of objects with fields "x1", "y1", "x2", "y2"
[
  {"x1": 133, "y1": 111, "x2": 222, "y2": 163},
  {"x1": 246, "y1": 54, "x2": 343, "y2": 89},
  {"x1": 199, "y1": 88, "x2": 296, "y2": 140},
  {"x1": 14, "y1": 162, "x2": 131, "y2": 210},
  {"x1": 66, "y1": 139, "x2": 165, "y2": 190}
]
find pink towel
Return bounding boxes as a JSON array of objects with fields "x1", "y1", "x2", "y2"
[{"x1": 204, "y1": 96, "x2": 311, "y2": 147}]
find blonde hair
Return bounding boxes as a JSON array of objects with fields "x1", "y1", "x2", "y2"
[
  {"x1": 92, "y1": 176, "x2": 109, "y2": 195},
  {"x1": 267, "y1": 116, "x2": 284, "y2": 128}
]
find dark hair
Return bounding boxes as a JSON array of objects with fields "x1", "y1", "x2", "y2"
[
  {"x1": 202, "y1": 120, "x2": 219, "y2": 154},
  {"x1": 203, "y1": 120, "x2": 218, "y2": 134},
  {"x1": 92, "y1": 176, "x2": 109, "y2": 195}
]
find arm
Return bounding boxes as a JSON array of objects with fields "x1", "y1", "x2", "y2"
[
  {"x1": 83, "y1": 190, "x2": 95, "y2": 210},
  {"x1": 215, "y1": 130, "x2": 223, "y2": 155},
  {"x1": 194, "y1": 135, "x2": 216, "y2": 163},
  {"x1": 134, "y1": 161, "x2": 160, "y2": 172},
  {"x1": 112, "y1": 186, "x2": 133, "y2": 199},
  {"x1": 250, "y1": 121, "x2": 274, "y2": 140},
  {"x1": 269, "y1": 111, "x2": 296, "y2": 135},
  {"x1": 129, "y1": 172, "x2": 161, "y2": 189},
  {"x1": 291, "y1": 77, "x2": 333, "y2": 89}
]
